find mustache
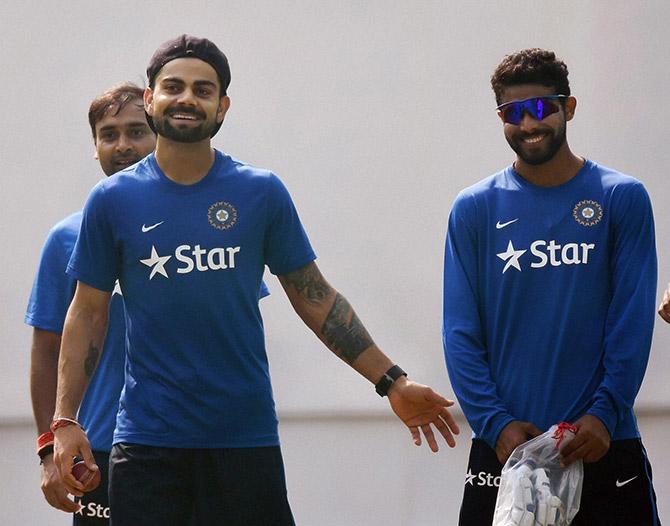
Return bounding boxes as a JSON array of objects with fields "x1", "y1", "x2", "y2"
[
  {"x1": 166, "y1": 105, "x2": 206, "y2": 119},
  {"x1": 517, "y1": 129, "x2": 553, "y2": 139},
  {"x1": 112, "y1": 153, "x2": 142, "y2": 163}
]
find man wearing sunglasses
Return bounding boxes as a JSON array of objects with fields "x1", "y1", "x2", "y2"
[{"x1": 443, "y1": 48, "x2": 661, "y2": 525}]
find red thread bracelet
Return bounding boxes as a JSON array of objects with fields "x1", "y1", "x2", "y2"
[{"x1": 50, "y1": 417, "x2": 83, "y2": 433}]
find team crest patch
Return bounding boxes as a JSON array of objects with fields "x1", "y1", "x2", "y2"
[
  {"x1": 573, "y1": 200, "x2": 603, "y2": 227},
  {"x1": 208, "y1": 201, "x2": 238, "y2": 230}
]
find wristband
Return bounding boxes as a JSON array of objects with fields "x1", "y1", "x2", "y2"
[
  {"x1": 36, "y1": 431, "x2": 55, "y2": 460},
  {"x1": 50, "y1": 417, "x2": 83, "y2": 433},
  {"x1": 375, "y1": 365, "x2": 407, "y2": 397},
  {"x1": 38, "y1": 445, "x2": 54, "y2": 464}
]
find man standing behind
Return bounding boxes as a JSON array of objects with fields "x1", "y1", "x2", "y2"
[
  {"x1": 26, "y1": 83, "x2": 156, "y2": 523},
  {"x1": 443, "y1": 49, "x2": 661, "y2": 525},
  {"x1": 52, "y1": 35, "x2": 459, "y2": 525}
]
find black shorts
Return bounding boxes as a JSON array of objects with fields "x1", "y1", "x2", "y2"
[
  {"x1": 109, "y1": 443, "x2": 295, "y2": 526},
  {"x1": 73, "y1": 450, "x2": 111, "y2": 525},
  {"x1": 458, "y1": 438, "x2": 661, "y2": 526}
]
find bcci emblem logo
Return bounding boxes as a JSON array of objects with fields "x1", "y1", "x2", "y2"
[
  {"x1": 208, "y1": 201, "x2": 238, "y2": 230},
  {"x1": 573, "y1": 200, "x2": 603, "y2": 227}
]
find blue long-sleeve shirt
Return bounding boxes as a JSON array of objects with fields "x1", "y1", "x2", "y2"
[{"x1": 442, "y1": 160, "x2": 657, "y2": 449}]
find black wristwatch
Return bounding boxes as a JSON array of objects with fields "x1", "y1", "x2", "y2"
[{"x1": 375, "y1": 365, "x2": 407, "y2": 397}]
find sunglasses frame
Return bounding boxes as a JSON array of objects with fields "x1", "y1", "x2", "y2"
[{"x1": 496, "y1": 95, "x2": 568, "y2": 125}]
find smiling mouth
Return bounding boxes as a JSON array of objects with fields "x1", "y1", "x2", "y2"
[
  {"x1": 522, "y1": 133, "x2": 548, "y2": 144},
  {"x1": 170, "y1": 113, "x2": 200, "y2": 121},
  {"x1": 114, "y1": 157, "x2": 140, "y2": 167}
]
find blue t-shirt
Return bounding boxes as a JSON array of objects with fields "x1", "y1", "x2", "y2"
[
  {"x1": 67, "y1": 151, "x2": 315, "y2": 448},
  {"x1": 25, "y1": 211, "x2": 125, "y2": 452},
  {"x1": 443, "y1": 160, "x2": 657, "y2": 448}
]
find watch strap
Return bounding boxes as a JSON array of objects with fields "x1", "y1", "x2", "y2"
[
  {"x1": 375, "y1": 365, "x2": 407, "y2": 397},
  {"x1": 36, "y1": 431, "x2": 55, "y2": 462}
]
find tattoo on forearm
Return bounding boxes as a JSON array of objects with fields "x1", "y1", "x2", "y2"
[
  {"x1": 284, "y1": 264, "x2": 331, "y2": 303},
  {"x1": 84, "y1": 343, "x2": 99, "y2": 378},
  {"x1": 321, "y1": 293, "x2": 374, "y2": 364}
]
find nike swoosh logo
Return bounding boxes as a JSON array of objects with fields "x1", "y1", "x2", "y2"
[
  {"x1": 616, "y1": 476, "x2": 638, "y2": 487},
  {"x1": 496, "y1": 218, "x2": 519, "y2": 229},
  {"x1": 142, "y1": 221, "x2": 165, "y2": 233}
]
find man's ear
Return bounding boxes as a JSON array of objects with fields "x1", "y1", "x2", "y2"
[
  {"x1": 216, "y1": 95, "x2": 231, "y2": 124},
  {"x1": 564, "y1": 96, "x2": 577, "y2": 122},
  {"x1": 144, "y1": 87, "x2": 154, "y2": 117}
]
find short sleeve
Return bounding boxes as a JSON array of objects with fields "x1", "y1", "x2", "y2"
[
  {"x1": 67, "y1": 183, "x2": 120, "y2": 292},
  {"x1": 25, "y1": 224, "x2": 77, "y2": 333},
  {"x1": 263, "y1": 174, "x2": 316, "y2": 275}
]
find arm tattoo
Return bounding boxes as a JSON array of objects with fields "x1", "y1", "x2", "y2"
[
  {"x1": 84, "y1": 343, "x2": 99, "y2": 378},
  {"x1": 322, "y1": 293, "x2": 374, "y2": 364},
  {"x1": 284, "y1": 264, "x2": 332, "y2": 304}
]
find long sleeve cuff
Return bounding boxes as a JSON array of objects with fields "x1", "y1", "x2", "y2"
[
  {"x1": 587, "y1": 389, "x2": 618, "y2": 437},
  {"x1": 482, "y1": 413, "x2": 516, "y2": 450}
]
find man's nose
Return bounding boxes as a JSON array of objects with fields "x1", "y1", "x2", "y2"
[
  {"x1": 177, "y1": 87, "x2": 197, "y2": 106},
  {"x1": 115, "y1": 133, "x2": 132, "y2": 152},
  {"x1": 517, "y1": 111, "x2": 540, "y2": 132}
]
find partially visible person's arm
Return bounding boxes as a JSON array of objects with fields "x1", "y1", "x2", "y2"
[
  {"x1": 279, "y1": 262, "x2": 459, "y2": 452},
  {"x1": 659, "y1": 282, "x2": 670, "y2": 323},
  {"x1": 31, "y1": 328, "x2": 80, "y2": 512},
  {"x1": 31, "y1": 330, "x2": 61, "y2": 435},
  {"x1": 53, "y1": 282, "x2": 111, "y2": 496},
  {"x1": 26, "y1": 218, "x2": 83, "y2": 512}
]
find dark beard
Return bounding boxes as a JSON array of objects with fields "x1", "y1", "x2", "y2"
[
  {"x1": 152, "y1": 107, "x2": 217, "y2": 143},
  {"x1": 506, "y1": 121, "x2": 566, "y2": 165}
]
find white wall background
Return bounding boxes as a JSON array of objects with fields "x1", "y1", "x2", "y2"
[{"x1": 1, "y1": 1, "x2": 668, "y2": 524}]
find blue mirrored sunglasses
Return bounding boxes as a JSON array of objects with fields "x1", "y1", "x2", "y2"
[{"x1": 496, "y1": 95, "x2": 567, "y2": 125}]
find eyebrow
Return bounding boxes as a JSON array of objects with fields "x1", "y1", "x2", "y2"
[
  {"x1": 97, "y1": 121, "x2": 150, "y2": 133},
  {"x1": 160, "y1": 77, "x2": 218, "y2": 89}
]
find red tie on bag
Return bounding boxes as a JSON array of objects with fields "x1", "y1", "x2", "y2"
[{"x1": 552, "y1": 422, "x2": 578, "y2": 450}]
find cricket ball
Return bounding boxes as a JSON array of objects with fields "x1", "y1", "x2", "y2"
[{"x1": 71, "y1": 460, "x2": 101, "y2": 492}]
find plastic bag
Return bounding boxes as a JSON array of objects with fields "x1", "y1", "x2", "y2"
[{"x1": 492, "y1": 422, "x2": 583, "y2": 526}]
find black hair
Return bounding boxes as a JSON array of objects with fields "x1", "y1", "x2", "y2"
[{"x1": 491, "y1": 48, "x2": 570, "y2": 105}]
